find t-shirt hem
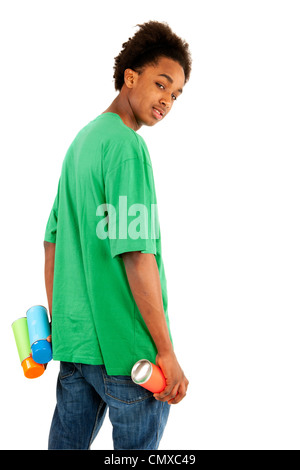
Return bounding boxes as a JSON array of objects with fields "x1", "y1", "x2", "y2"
[
  {"x1": 53, "y1": 354, "x2": 104, "y2": 366},
  {"x1": 44, "y1": 234, "x2": 57, "y2": 243},
  {"x1": 112, "y1": 246, "x2": 157, "y2": 259},
  {"x1": 53, "y1": 355, "x2": 135, "y2": 375}
]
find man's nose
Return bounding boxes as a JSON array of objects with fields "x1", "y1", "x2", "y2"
[{"x1": 160, "y1": 95, "x2": 172, "y2": 109}]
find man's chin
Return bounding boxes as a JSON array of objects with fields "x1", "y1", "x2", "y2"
[
  {"x1": 145, "y1": 115, "x2": 161, "y2": 127},
  {"x1": 137, "y1": 112, "x2": 162, "y2": 128}
]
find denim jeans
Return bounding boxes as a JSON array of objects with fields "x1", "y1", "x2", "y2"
[{"x1": 48, "y1": 362, "x2": 170, "y2": 450}]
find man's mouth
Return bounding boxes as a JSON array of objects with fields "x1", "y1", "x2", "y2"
[{"x1": 152, "y1": 107, "x2": 164, "y2": 120}]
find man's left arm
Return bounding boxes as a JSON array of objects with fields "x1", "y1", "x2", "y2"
[{"x1": 44, "y1": 241, "x2": 56, "y2": 321}]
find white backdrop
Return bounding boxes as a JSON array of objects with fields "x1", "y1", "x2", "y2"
[{"x1": 1, "y1": 0, "x2": 300, "y2": 450}]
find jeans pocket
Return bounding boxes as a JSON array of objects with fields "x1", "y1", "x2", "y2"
[
  {"x1": 59, "y1": 361, "x2": 76, "y2": 380},
  {"x1": 103, "y1": 373, "x2": 153, "y2": 404}
]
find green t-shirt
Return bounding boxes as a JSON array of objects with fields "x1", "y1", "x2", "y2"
[{"x1": 44, "y1": 113, "x2": 171, "y2": 375}]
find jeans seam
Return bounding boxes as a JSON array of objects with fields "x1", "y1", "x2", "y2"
[
  {"x1": 88, "y1": 400, "x2": 105, "y2": 450},
  {"x1": 105, "y1": 391, "x2": 153, "y2": 405},
  {"x1": 102, "y1": 366, "x2": 153, "y2": 404},
  {"x1": 155, "y1": 401, "x2": 165, "y2": 448},
  {"x1": 59, "y1": 362, "x2": 76, "y2": 380}
]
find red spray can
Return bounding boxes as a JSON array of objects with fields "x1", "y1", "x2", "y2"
[{"x1": 131, "y1": 359, "x2": 166, "y2": 393}]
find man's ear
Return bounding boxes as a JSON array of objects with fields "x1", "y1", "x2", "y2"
[{"x1": 124, "y1": 68, "x2": 139, "y2": 89}]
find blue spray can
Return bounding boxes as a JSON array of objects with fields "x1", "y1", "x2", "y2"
[{"x1": 26, "y1": 305, "x2": 52, "y2": 364}]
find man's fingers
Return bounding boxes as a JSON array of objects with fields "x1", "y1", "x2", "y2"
[
  {"x1": 168, "y1": 383, "x2": 187, "y2": 404},
  {"x1": 153, "y1": 385, "x2": 174, "y2": 401},
  {"x1": 154, "y1": 384, "x2": 179, "y2": 402},
  {"x1": 156, "y1": 378, "x2": 189, "y2": 405}
]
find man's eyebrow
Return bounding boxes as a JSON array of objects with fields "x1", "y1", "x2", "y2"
[
  {"x1": 159, "y1": 73, "x2": 173, "y2": 83},
  {"x1": 158, "y1": 73, "x2": 183, "y2": 94}
]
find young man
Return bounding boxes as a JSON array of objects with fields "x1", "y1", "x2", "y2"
[{"x1": 44, "y1": 21, "x2": 192, "y2": 450}]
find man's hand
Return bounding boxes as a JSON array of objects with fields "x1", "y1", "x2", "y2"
[{"x1": 154, "y1": 351, "x2": 189, "y2": 405}]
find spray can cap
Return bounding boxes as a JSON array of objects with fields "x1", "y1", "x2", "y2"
[{"x1": 131, "y1": 359, "x2": 152, "y2": 385}]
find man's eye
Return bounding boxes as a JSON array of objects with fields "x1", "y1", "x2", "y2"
[
  {"x1": 172, "y1": 94, "x2": 177, "y2": 101},
  {"x1": 156, "y1": 82, "x2": 165, "y2": 89}
]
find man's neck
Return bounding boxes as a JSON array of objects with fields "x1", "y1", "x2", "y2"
[{"x1": 103, "y1": 91, "x2": 141, "y2": 132}]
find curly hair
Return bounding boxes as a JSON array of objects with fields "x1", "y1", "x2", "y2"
[{"x1": 113, "y1": 21, "x2": 192, "y2": 91}]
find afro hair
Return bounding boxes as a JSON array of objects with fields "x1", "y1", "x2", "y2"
[{"x1": 113, "y1": 21, "x2": 192, "y2": 91}]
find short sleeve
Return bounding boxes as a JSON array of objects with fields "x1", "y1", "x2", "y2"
[
  {"x1": 44, "y1": 180, "x2": 60, "y2": 243},
  {"x1": 102, "y1": 157, "x2": 159, "y2": 258}
]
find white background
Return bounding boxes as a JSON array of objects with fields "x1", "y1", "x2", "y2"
[{"x1": 1, "y1": 0, "x2": 300, "y2": 450}]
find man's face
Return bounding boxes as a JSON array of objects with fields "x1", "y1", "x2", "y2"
[{"x1": 126, "y1": 57, "x2": 185, "y2": 127}]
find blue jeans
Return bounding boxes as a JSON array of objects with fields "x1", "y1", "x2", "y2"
[{"x1": 48, "y1": 362, "x2": 170, "y2": 450}]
